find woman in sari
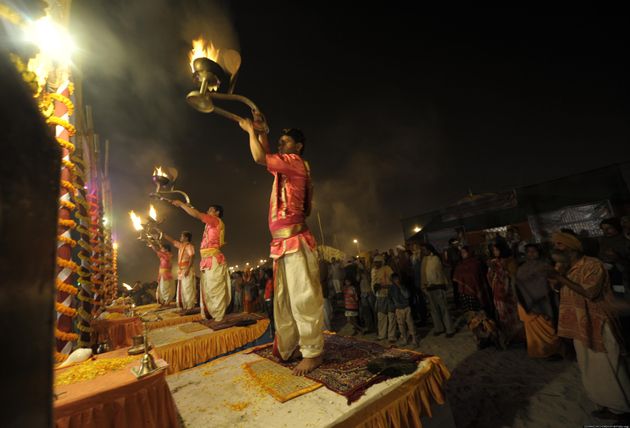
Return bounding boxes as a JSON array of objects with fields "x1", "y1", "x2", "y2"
[
  {"x1": 453, "y1": 246, "x2": 492, "y2": 315},
  {"x1": 487, "y1": 241, "x2": 523, "y2": 345},
  {"x1": 516, "y1": 244, "x2": 562, "y2": 358}
]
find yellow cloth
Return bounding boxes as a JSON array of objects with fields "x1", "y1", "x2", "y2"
[
  {"x1": 146, "y1": 313, "x2": 203, "y2": 331},
  {"x1": 274, "y1": 240, "x2": 324, "y2": 359},
  {"x1": 551, "y1": 232, "x2": 583, "y2": 251},
  {"x1": 155, "y1": 319, "x2": 269, "y2": 374},
  {"x1": 517, "y1": 304, "x2": 561, "y2": 358},
  {"x1": 200, "y1": 247, "x2": 222, "y2": 258}
]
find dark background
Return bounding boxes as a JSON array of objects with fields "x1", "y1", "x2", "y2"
[{"x1": 70, "y1": 2, "x2": 629, "y2": 282}]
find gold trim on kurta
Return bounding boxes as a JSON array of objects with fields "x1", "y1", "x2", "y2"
[{"x1": 271, "y1": 224, "x2": 307, "y2": 239}]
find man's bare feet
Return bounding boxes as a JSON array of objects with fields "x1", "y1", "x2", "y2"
[{"x1": 292, "y1": 354, "x2": 323, "y2": 376}]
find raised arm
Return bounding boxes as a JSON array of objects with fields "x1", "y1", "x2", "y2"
[
  {"x1": 170, "y1": 200, "x2": 203, "y2": 220},
  {"x1": 238, "y1": 117, "x2": 267, "y2": 165}
]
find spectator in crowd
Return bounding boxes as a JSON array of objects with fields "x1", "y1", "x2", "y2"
[
  {"x1": 421, "y1": 243, "x2": 455, "y2": 338},
  {"x1": 599, "y1": 218, "x2": 630, "y2": 297},
  {"x1": 390, "y1": 273, "x2": 418, "y2": 346},
  {"x1": 330, "y1": 257, "x2": 345, "y2": 301},
  {"x1": 343, "y1": 278, "x2": 363, "y2": 335},
  {"x1": 372, "y1": 255, "x2": 397, "y2": 343},
  {"x1": 550, "y1": 232, "x2": 630, "y2": 420},
  {"x1": 263, "y1": 269, "x2": 274, "y2": 334},
  {"x1": 453, "y1": 246, "x2": 492, "y2": 316},
  {"x1": 410, "y1": 243, "x2": 428, "y2": 325},
  {"x1": 357, "y1": 257, "x2": 376, "y2": 333},
  {"x1": 230, "y1": 271, "x2": 244, "y2": 313},
  {"x1": 444, "y1": 238, "x2": 462, "y2": 309},
  {"x1": 516, "y1": 244, "x2": 561, "y2": 359},
  {"x1": 487, "y1": 241, "x2": 523, "y2": 345}
]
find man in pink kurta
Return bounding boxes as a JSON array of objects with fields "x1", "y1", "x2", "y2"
[
  {"x1": 171, "y1": 200, "x2": 231, "y2": 321},
  {"x1": 153, "y1": 244, "x2": 174, "y2": 304},
  {"x1": 239, "y1": 117, "x2": 324, "y2": 376}
]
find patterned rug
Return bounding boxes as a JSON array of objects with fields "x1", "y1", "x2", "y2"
[
  {"x1": 196, "y1": 312, "x2": 266, "y2": 331},
  {"x1": 253, "y1": 334, "x2": 427, "y2": 404}
]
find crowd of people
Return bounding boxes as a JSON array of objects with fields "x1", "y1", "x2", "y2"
[{"x1": 121, "y1": 215, "x2": 630, "y2": 421}]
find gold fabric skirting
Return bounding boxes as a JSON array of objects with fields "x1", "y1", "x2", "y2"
[
  {"x1": 156, "y1": 319, "x2": 270, "y2": 374},
  {"x1": 337, "y1": 355, "x2": 451, "y2": 428}
]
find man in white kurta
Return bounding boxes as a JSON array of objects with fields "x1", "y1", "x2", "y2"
[{"x1": 165, "y1": 231, "x2": 196, "y2": 310}]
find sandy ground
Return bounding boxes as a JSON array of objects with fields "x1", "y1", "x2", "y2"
[{"x1": 336, "y1": 317, "x2": 614, "y2": 428}]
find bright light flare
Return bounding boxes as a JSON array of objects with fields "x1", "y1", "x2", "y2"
[
  {"x1": 24, "y1": 17, "x2": 76, "y2": 67},
  {"x1": 129, "y1": 211, "x2": 143, "y2": 231},
  {"x1": 149, "y1": 205, "x2": 158, "y2": 221}
]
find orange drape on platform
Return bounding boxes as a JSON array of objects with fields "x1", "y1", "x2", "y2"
[
  {"x1": 54, "y1": 349, "x2": 178, "y2": 428},
  {"x1": 157, "y1": 319, "x2": 270, "y2": 374},
  {"x1": 92, "y1": 317, "x2": 143, "y2": 350}
]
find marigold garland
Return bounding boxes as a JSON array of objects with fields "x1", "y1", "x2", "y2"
[
  {"x1": 56, "y1": 279, "x2": 79, "y2": 295},
  {"x1": 49, "y1": 93, "x2": 75, "y2": 116},
  {"x1": 57, "y1": 257, "x2": 79, "y2": 272},
  {"x1": 55, "y1": 302, "x2": 77, "y2": 317},
  {"x1": 60, "y1": 179, "x2": 77, "y2": 194},
  {"x1": 57, "y1": 137, "x2": 75, "y2": 153},
  {"x1": 46, "y1": 116, "x2": 76, "y2": 136},
  {"x1": 61, "y1": 159, "x2": 76, "y2": 172},
  {"x1": 58, "y1": 235, "x2": 77, "y2": 247},
  {"x1": 68, "y1": 81, "x2": 75, "y2": 95},
  {"x1": 58, "y1": 219, "x2": 77, "y2": 229},
  {"x1": 55, "y1": 329, "x2": 79, "y2": 342},
  {"x1": 60, "y1": 199, "x2": 76, "y2": 211}
]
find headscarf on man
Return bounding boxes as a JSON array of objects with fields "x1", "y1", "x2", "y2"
[{"x1": 551, "y1": 232, "x2": 583, "y2": 252}]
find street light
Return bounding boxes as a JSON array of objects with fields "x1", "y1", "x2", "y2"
[
  {"x1": 413, "y1": 226, "x2": 422, "y2": 233},
  {"x1": 353, "y1": 239, "x2": 360, "y2": 255}
]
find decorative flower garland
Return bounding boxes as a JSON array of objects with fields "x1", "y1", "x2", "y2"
[
  {"x1": 58, "y1": 235, "x2": 77, "y2": 247},
  {"x1": 61, "y1": 158, "x2": 76, "y2": 172},
  {"x1": 55, "y1": 302, "x2": 77, "y2": 317},
  {"x1": 57, "y1": 257, "x2": 79, "y2": 272},
  {"x1": 46, "y1": 116, "x2": 77, "y2": 136},
  {"x1": 55, "y1": 329, "x2": 79, "y2": 342},
  {"x1": 60, "y1": 179, "x2": 77, "y2": 195},
  {"x1": 49, "y1": 92, "x2": 75, "y2": 116},
  {"x1": 60, "y1": 199, "x2": 76, "y2": 211},
  {"x1": 58, "y1": 219, "x2": 77, "y2": 229},
  {"x1": 56, "y1": 279, "x2": 78, "y2": 296},
  {"x1": 57, "y1": 137, "x2": 75, "y2": 154}
]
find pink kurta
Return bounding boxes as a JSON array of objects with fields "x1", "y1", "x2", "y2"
[
  {"x1": 156, "y1": 250, "x2": 173, "y2": 281},
  {"x1": 266, "y1": 153, "x2": 317, "y2": 259},
  {"x1": 199, "y1": 213, "x2": 226, "y2": 270}
]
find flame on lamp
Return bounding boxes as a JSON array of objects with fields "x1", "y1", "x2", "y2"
[
  {"x1": 189, "y1": 36, "x2": 220, "y2": 72},
  {"x1": 153, "y1": 166, "x2": 168, "y2": 178},
  {"x1": 129, "y1": 211, "x2": 143, "y2": 231},
  {"x1": 149, "y1": 205, "x2": 157, "y2": 221}
]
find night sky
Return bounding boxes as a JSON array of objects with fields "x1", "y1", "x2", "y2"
[{"x1": 70, "y1": 3, "x2": 629, "y2": 283}]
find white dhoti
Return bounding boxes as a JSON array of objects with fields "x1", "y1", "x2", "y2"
[
  {"x1": 574, "y1": 322, "x2": 630, "y2": 413},
  {"x1": 177, "y1": 273, "x2": 197, "y2": 310},
  {"x1": 200, "y1": 258, "x2": 231, "y2": 322},
  {"x1": 273, "y1": 242, "x2": 324, "y2": 360},
  {"x1": 157, "y1": 277, "x2": 174, "y2": 304}
]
